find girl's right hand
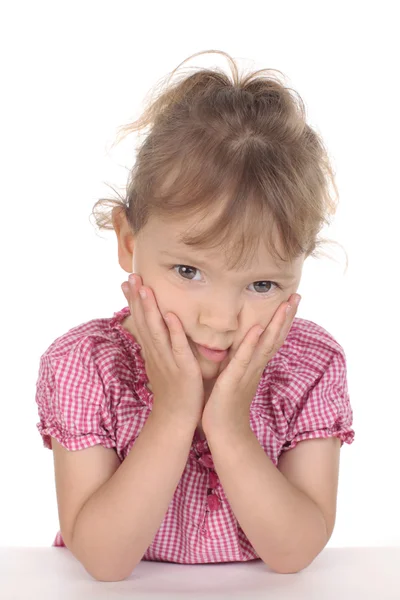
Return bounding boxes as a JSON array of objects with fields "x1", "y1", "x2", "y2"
[{"x1": 121, "y1": 273, "x2": 205, "y2": 429}]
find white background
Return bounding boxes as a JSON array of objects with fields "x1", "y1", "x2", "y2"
[{"x1": 1, "y1": 0, "x2": 399, "y2": 548}]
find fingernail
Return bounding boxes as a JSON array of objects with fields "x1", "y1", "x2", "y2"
[
  {"x1": 129, "y1": 274, "x2": 136, "y2": 285},
  {"x1": 295, "y1": 295, "x2": 301, "y2": 306},
  {"x1": 121, "y1": 283, "x2": 129, "y2": 295}
]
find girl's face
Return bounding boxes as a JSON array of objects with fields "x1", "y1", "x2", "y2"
[{"x1": 118, "y1": 211, "x2": 305, "y2": 385}]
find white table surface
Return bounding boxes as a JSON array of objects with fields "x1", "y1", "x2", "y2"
[{"x1": 1, "y1": 547, "x2": 399, "y2": 599}]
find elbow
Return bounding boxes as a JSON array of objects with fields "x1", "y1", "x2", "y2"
[
  {"x1": 90, "y1": 572, "x2": 128, "y2": 583},
  {"x1": 266, "y1": 550, "x2": 320, "y2": 575},
  {"x1": 263, "y1": 547, "x2": 319, "y2": 575},
  {"x1": 69, "y1": 535, "x2": 141, "y2": 582},
  {"x1": 268, "y1": 517, "x2": 330, "y2": 574},
  {"x1": 267, "y1": 559, "x2": 312, "y2": 575},
  {"x1": 71, "y1": 542, "x2": 140, "y2": 582},
  {"x1": 87, "y1": 563, "x2": 139, "y2": 582},
  {"x1": 271, "y1": 562, "x2": 307, "y2": 575}
]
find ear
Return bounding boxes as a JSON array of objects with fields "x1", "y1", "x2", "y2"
[{"x1": 112, "y1": 206, "x2": 135, "y2": 273}]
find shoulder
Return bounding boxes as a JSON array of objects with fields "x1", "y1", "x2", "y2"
[
  {"x1": 39, "y1": 306, "x2": 139, "y2": 379},
  {"x1": 252, "y1": 317, "x2": 354, "y2": 456},
  {"x1": 35, "y1": 307, "x2": 149, "y2": 452},
  {"x1": 255, "y1": 315, "x2": 351, "y2": 419},
  {"x1": 36, "y1": 306, "x2": 147, "y2": 411},
  {"x1": 283, "y1": 316, "x2": 346, "y2": 361},
  {"x1": 261, "y1": 316, "x2": 347, "y2": 385}
]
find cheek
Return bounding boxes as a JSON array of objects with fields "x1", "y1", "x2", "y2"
[
  {"x1": 252, "y1": 304, "x2": 277, "y2": 328},
  {"x1": 155, "y1": 291, "x2": 190, "y2": 327}
]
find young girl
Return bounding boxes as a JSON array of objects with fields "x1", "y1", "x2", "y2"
[{"x1": 35, "y1": 50, "x2": 355, "y2": 581}]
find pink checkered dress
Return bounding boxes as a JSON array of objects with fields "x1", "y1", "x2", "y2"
[{"x1": 35, "y1": 306, "x2": 355, "y2": 563}]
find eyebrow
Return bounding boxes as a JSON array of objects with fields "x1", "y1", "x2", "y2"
[{"x1": 158, "y1": 250, "x2": 296, "y2": 280}]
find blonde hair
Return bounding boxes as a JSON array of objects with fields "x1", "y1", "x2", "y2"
[{"x1": 92, "y1": 49, "x2": 347, "y2": 272}]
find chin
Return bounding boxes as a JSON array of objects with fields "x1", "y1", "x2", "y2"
[{"x1": 199, "y1": 353, "x2": 230, "y2": 377}]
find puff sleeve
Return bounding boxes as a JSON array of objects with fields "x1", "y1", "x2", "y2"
[
  {"x1": 281, "y1": 340, "x2": 355, "y2": 452},
  {"x1": 35, "y1": 341, "x2": 117, "y2": 452}
]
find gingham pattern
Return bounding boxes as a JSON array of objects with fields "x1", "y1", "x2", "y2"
[{"x1": 35, "y1": 306, "x2": 355, "y2": 563}]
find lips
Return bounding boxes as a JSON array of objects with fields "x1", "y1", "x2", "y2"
[
  {"x1": 198, "y1": 343, "x2": 230, "y2": 351},
  {"x1": 195, "y1": 343, "x2": 229, "y2": 363}
]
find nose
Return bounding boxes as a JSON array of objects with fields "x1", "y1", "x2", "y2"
[{"x1": 198, "y1": 295, "x2": 240, "y2": 333}]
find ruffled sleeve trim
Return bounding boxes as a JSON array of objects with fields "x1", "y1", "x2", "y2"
[
  {"x1": 109, "y1": 306, "x2": 142, "y2": 353},
  {"x1": 35, "y1": 307, "x2": 154, "y2": 453},
  {"x1": 281, "y1": 426, "x2": 355, "y2": 452},
  {"x1": 109, "y1": 306, "x2": 153, "y2": 399},
  {"x1": 250, "y1": 317, "x2": 355, "y2": 455}
]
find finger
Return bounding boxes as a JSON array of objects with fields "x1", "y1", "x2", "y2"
[
  {"x1": 256, "y1": 296, "x2": 300, "y2": 361},
  {"x1": 137, "y1": 285, "x2": 198, "y2": 372},
  {"x1": 139, "y1": 290, "x2": 199, "y2": 372},
  {"x1": 126, "y1": 274, "x2": 148, "y2": 337},
  {"x1": 279, "y1": 295, "x2": 300, "y2": 337},
  {"x1": 121, "y1": 282, "x2": 130, "y2": 299},
  {"x1": 121, "y1": 275, "x2": 150, "y2": 356},
  {"x1": 137, "y1": 285, "x2": 171, "y2": 348},
  {"x1": 228, "y1": 325, "x2": 264, "y2": 377},
  {"x1": 162, "y1": 312, "x2": 192, "y2": 360}
]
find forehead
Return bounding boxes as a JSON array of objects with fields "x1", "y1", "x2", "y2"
[{"x1": 143, "y1": 213, "x2": 301, "y2": 275}]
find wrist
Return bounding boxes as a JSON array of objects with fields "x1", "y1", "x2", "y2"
[{"x1": 150, "y1": 406, "x2": 198, "y2": 436}]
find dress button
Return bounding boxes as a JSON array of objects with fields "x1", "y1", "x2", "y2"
[
  {"x1": 199, "y1": 453, "x2": 214, "y2": 469},
  {"x1": 207, "y1": 493, "x2": 221, "y2": 511},
  {"x1": 195, "y1": 441, "x2": 204, "y2": 453},
  {"x1": 209, "y1": 471, "x2": 219, "y2": 488}
]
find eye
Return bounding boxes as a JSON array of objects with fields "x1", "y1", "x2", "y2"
[
  {"x1": 172, "y1": 265, "x2": 282, "y2": 295},
  {"x1": 249, "y1": 280, "x2": 282, "y2": 294},
  {"x1": 173, "y1": 265, "x2": 201, "y2": 281}
]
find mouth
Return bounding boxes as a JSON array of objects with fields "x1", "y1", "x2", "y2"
[
  {"x1": 197, "y1": 343, "x2": 231, "y2": 351},
  {"x1": 193, "y1": 341, "x2": 231, "y2": 363}
]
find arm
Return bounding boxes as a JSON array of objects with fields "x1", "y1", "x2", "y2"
[
  {"x1": 205, "y1": 423, "x2": 332, "y2": 574},
  {"x1": 71, "y1": 410, "x2": 195, "y2": 582}
]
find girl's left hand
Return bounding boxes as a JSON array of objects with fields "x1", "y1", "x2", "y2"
[{"x1": 202, "y1": 294, "x2": 301, "y2": 435}]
